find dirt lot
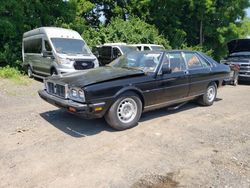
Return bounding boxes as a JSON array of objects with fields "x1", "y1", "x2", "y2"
[{"x1": 0, "y1": 78, "x2": 249, "y2": 188}]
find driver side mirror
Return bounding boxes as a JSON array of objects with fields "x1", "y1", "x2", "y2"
[
  {"x1": 162, "y1": 65, "x2": 172, "y2": 74},
  {"x1": 43, "y1": 51, "x2": 53, "y2": 58}
]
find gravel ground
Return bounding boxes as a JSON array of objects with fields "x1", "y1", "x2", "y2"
[{"x1": 0, "y1": 78, "x2": 249, "y2": 188}]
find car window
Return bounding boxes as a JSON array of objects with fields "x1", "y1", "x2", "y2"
[
  {"x1": 113, "y1": 47, "x2": 121, "y2": 59},
  {"x1": 101, "y1": 46, "x2": 112, "y2": 57},
  {"x1": 198, "y1": 55, "x2": 211, "y2": 67},
  {"x1": 44, "y1": 40, "x2": 52, "y2": 52},
  {"x1": 185, "y1": 53, "x2": 203, "y2": 69},
  {"x1": 24, "y1": 38, "x2": 42, "y2": 54},
  {"x1": 163, "y1": 52, "x2": 186, "y2": 72},
  {"x1": 137, "y1": 46, "x2": 141, "y2": 51},
  {"x1": 110, "y1": 52, "x2": 162, "y2": 73},
  {"x1": 144, "y1": 46, "x2": 150, "y2": 51}
]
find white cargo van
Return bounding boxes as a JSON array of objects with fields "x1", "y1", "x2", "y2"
[{"x1": 22, "y1": 27, "x2": 99, "y2": 78}]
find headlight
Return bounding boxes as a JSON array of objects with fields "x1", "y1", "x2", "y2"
[
  {"x1": 69, "y1": 88, "x2": 85, "y2": 102},
  {"x1": 78, "y1": 90, "x2": 85, "y2": 100},
  {"x1": 57, "y1": 57, "x2": 74, "y2": 65},
  {"x1": 71, "y1": 89, "x2": 78, "y2": 97}
]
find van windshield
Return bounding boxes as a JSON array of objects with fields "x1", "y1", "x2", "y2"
[{"x1": 51, "y1": 38, "x2": 91, "y2": 55}]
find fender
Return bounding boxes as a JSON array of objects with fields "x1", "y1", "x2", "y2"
[{"x1": 114, "y1": 86, "x2": 145, "y2": 107}]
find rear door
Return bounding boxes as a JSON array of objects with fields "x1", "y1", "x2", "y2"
[
  {"x1": 183, "y1": 52, "x2": 212, "y2": 96},
  {"x1": 39, "y1": 39, "x2": 54, "y2": 75}
]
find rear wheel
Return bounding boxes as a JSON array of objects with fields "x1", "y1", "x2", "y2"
[
  {"x1": 105, "y1": 92, "x2": 142, "y2": 130},
  {"x1": 27, "y1": 66, "x2": 33, "y2": 78},
  {"x1": 51, "y1": 68, "x2": 58, "y2": 76},
  {"x1": 198, "y1": 82, "x2": 217, "y2": 106}
]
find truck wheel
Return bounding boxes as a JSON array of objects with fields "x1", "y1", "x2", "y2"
[
  {"x1": 27, "y1": 66, "x2": 33, "y2": 78},
  {"x1": 198, "y1": 82, "x2": 217, "y2": 106},
  {"x1": 105, "y1": 92, "x2": 142, "y2": 131},
  {"x1": 233, "y1": 77, "x2": 238, "y2": 86}
]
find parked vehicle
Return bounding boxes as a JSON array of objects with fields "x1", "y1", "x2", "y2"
[
  {"x1": 38, "y1": 50, "x2": 230, "y2": 130},
  {"x1": 131, "y1": 44, "x2": 165, "y2": 51},
  {"x1": 223, "y1": 63, "x2": 240, "y2": 86},
  {"x1": 22, "y1": 27, "x2": 98, "y2": 78},
  {"x1": 221, "y1": 39, "x2": 250, "y2": 82},
  {"x1": 93, "y1": 43, "x2": 138, "y2": 66}
]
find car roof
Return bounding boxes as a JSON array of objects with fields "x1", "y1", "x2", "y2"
[
  {"x1": 143, "y1": 49, "x2": 199, "y2": 53},
  {"x1": 131, "y1": 44, "x2": 163, "y2": 47},
  {"x1": 23, "y1": 27, "x2": 82, "y2": 40}
]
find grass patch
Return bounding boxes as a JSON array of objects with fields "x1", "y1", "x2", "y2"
[{"x1": 0, "y1": 66, "x2": 30, "y2": 85}]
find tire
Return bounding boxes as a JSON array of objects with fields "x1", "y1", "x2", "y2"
[
  {"x1": 198, "y1": 82, "x2": 217, "y2": 106},
  {"x1": 27, "y1": 66, "x2": 33, "y2": 78},
  {"x1": 233, "y1": 77, "x2": 238, "y2": 86},
  {"x1": 105, "y1": 92, "x2": 142, "y2": 131},
  {"x1": 51, "y1": 68, "x2": 58, "y2": 76}
]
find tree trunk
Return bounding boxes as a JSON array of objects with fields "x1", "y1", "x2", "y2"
[{"x1": 200, "y1": 20, "x2": 203, "y2": 46}]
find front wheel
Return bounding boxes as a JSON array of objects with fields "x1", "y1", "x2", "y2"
[
  {"x1": 105, "y1": 93, "x2": 142, "y2": 131},
  {"x1": 198, "y1": 82, "x2": 217, "y2": 106},
  {"x1": 51, "y1": 68, "x2": 58, "y2": 76},
  {"x1": 233, "y1": 76, "x2": 238, "y2": 86}
]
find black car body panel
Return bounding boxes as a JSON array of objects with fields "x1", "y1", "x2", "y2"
[
  {"x1": 48, "y1": 66, "x2": 145, "y2": 87},
  {"x1": 39, "y1": 50, "x2": 230, "y2": 119}
]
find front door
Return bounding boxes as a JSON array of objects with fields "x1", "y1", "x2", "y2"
[
  {"x1": 157, "y1": 52, "x2": 189, "y2": 103},
  {"x1": 39, "y1": 39, "x2": 54, "y2": 75}
]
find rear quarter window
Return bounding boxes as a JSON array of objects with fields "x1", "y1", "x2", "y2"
[{"x1": 185, "y1": 53, "x2": 203, "y2": 69}]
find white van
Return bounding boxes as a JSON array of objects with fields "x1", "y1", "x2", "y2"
[
  {"x1": 22, "y1": 27, "x2": 99, "y2": 78},
  {"x1": 130, "y1": 44, "x2": 165, "y2": 51}
]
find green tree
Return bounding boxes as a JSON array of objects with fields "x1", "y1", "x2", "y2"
[
  {"x1": 0, "y1": 0, "x2": 75, "y2": 67},
  {"x1": 82, "y1": 17, "x2": 171, "y2": 49}
]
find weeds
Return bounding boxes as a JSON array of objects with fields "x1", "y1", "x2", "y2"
[{"x1": 0, "y1": 66, "x2": 30, "y2": 85}]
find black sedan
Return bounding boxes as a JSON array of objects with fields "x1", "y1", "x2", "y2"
[{"x1": 38, "y1": 50, "x2": 230, "y2": 130}]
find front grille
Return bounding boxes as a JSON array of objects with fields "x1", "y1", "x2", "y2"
[
  {"x1": 74, "y1": 61, "x2": 94, "y2": 70},
  {"x1": 239, "y1": 63, "x2": 250, "y2": 73},
  {"x1": 47, "y1": 82, "x2": 66, "y2": 98}
]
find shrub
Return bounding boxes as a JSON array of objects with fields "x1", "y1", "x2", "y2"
[{"x1": 0, "y1": 66, "x2": 29, "y2": 84}]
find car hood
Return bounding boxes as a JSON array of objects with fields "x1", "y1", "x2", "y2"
[
  {"x1": 227, "y1": 39, "x2": 250, "y2": 54},
  {"x1": 57, "y1": 53, "x2": 97, "y2": 61},
  {"x1": 47, "y1": 66, "x2": 145, "y2": 87}
]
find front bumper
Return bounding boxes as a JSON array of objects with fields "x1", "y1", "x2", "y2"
[{"x1": 38, "y1": 90, "x2": 105, "y2": 119}]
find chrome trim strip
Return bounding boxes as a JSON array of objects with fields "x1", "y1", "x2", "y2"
[
  {"x1": 144, "y1": 94, "x2": 202, "y2": 110},
  {"x1": 90, "y1": 102, "x2": 106, "y2": 106}
]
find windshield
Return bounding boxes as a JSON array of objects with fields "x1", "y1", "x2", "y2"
[
  {"x1": 120, "y1": 46, "x2": 138, "y2": 54},
  {"x1": 51, "y1": 38, "x2": 91, "y2": 55},
  {"x1": 110, "y1": 51, "x2": 162, "y2": 73},
  {"x1": 151, "y1": 46, "x2": 165, "y2": 50}
]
